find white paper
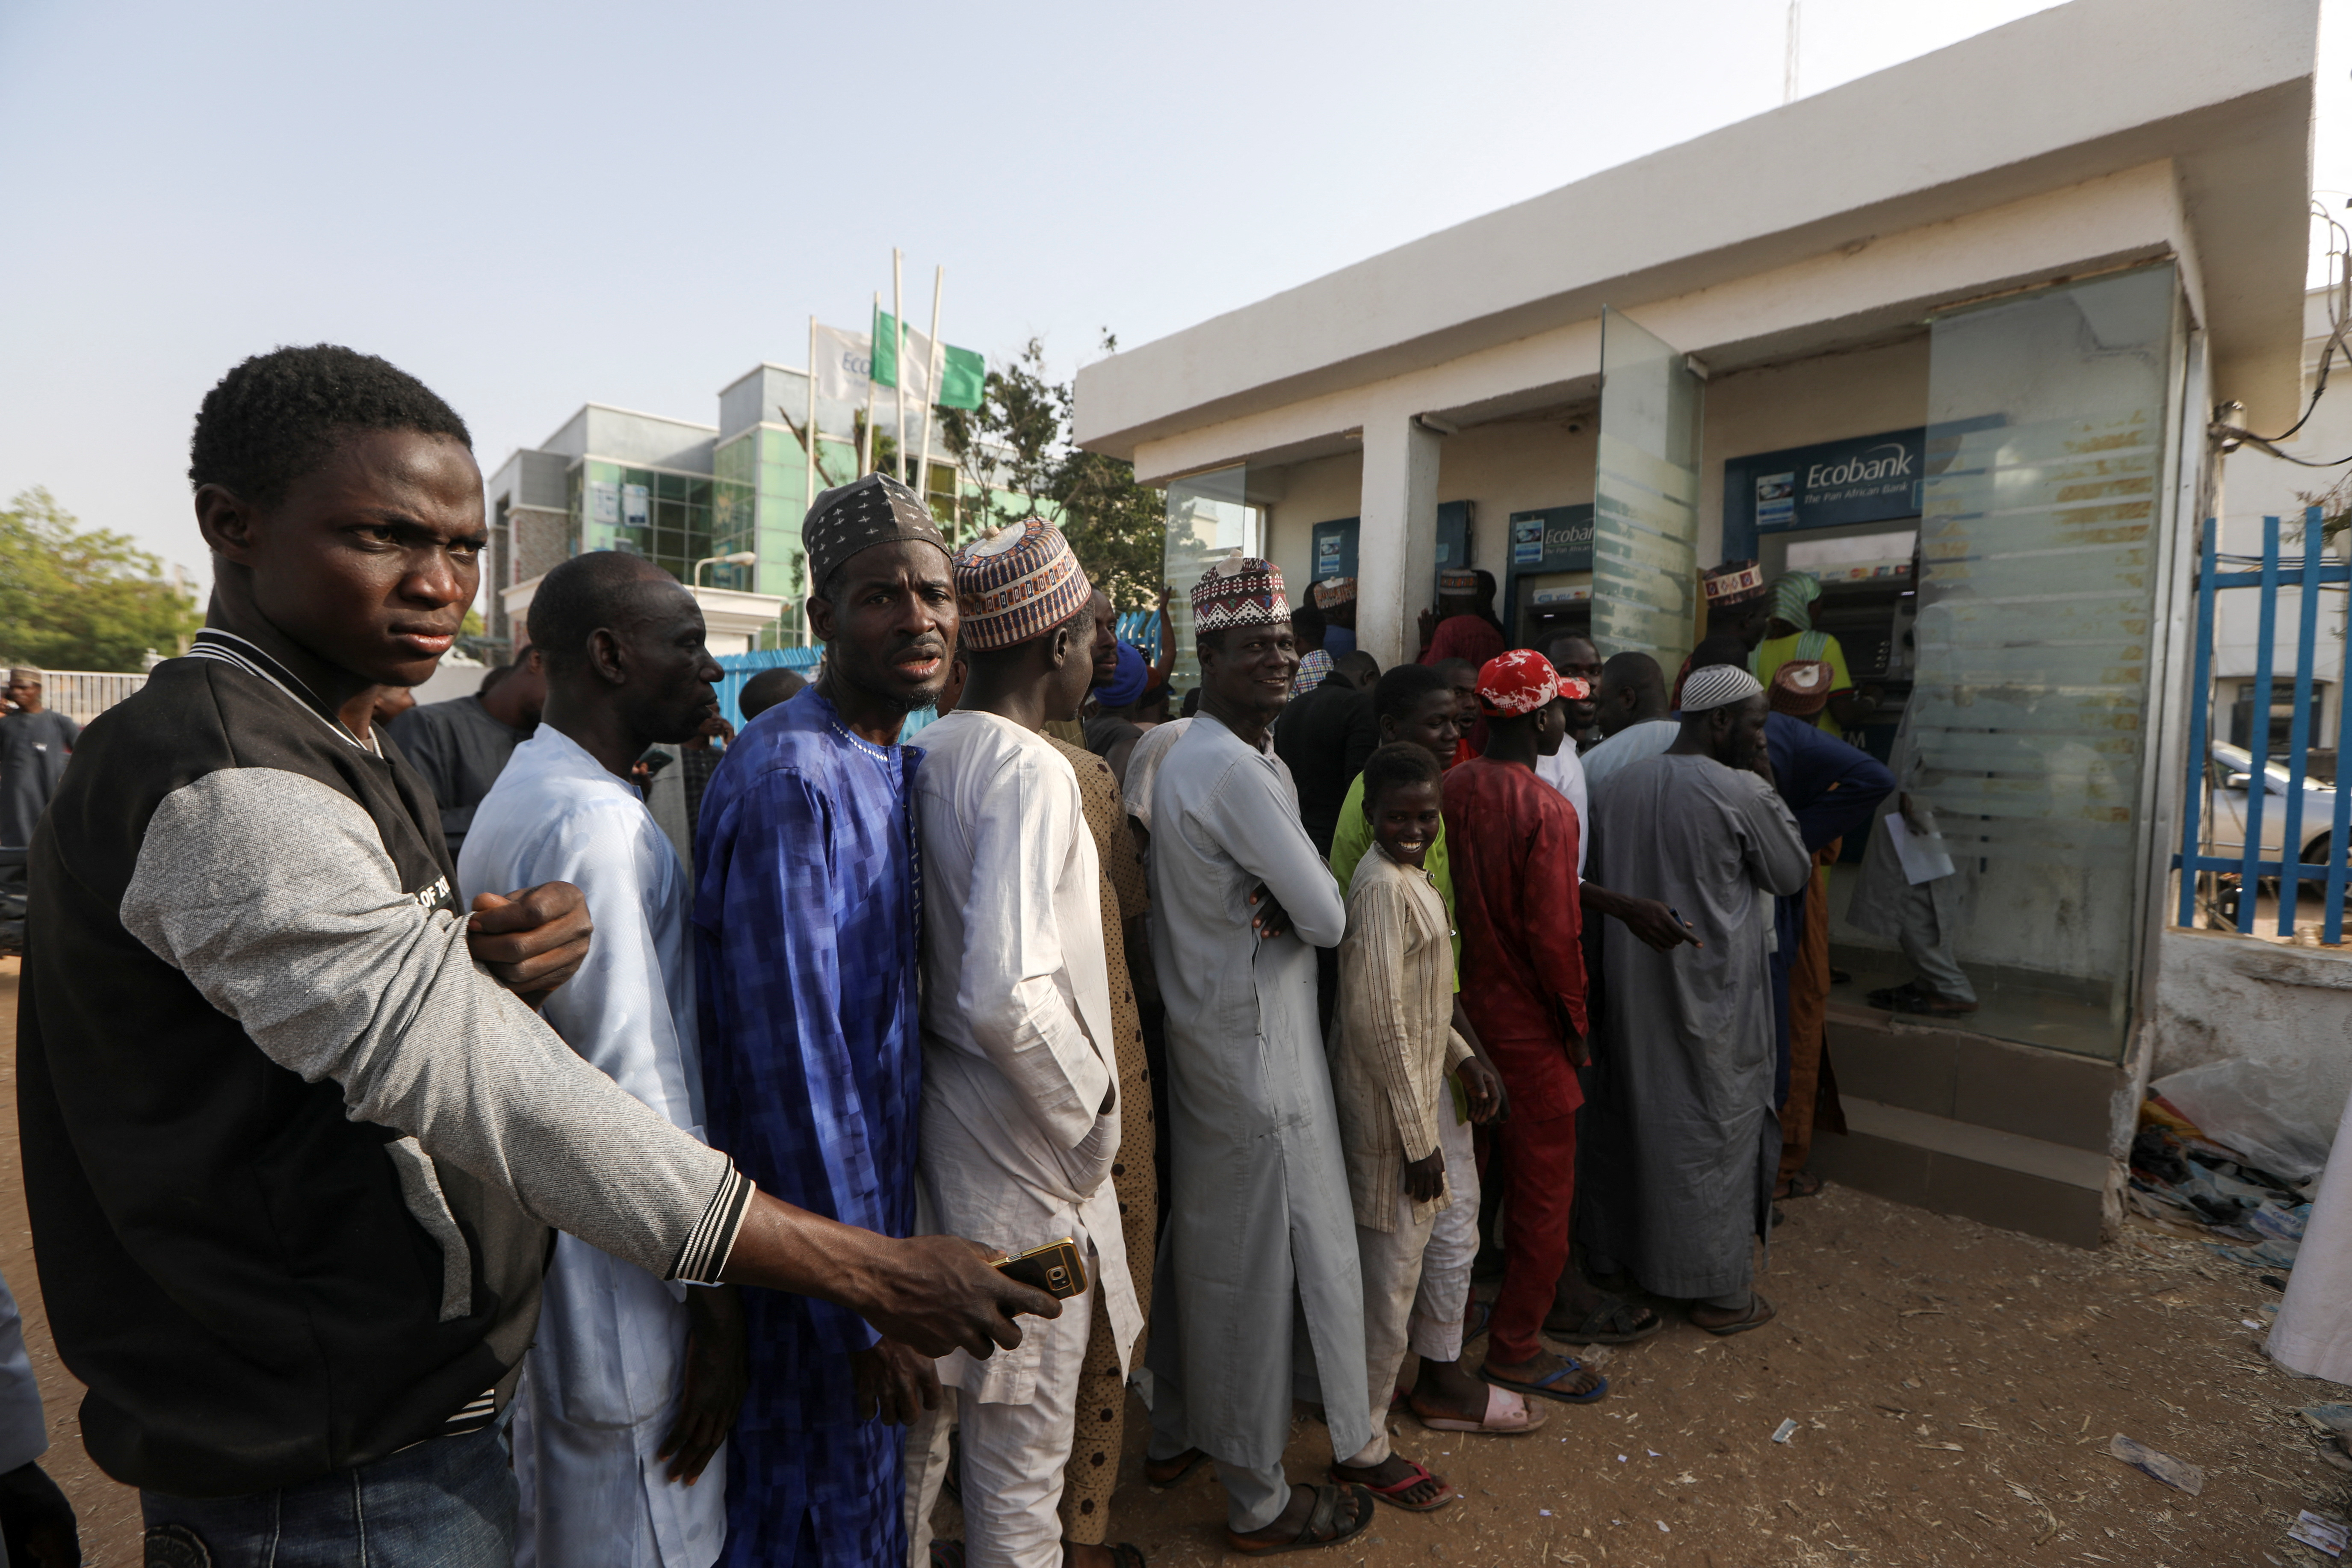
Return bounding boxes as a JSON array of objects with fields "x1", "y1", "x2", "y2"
[
  {"x1": 1883, "y1": 812, "x2": 1955, "y2": 886},
  {"x1": 2291, "y1": 1510, "x2": 2348, "y2": 1557}
]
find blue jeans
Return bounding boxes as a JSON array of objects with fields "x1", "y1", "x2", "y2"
[{"x1": 139, "y1": 1420, "x2": 516, "y2": 1568}]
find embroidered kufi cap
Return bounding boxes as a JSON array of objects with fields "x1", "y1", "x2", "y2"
[
  {"x1": 951, "y1": 518, "x2": 1090, "y2": 652},
  {"x1": 1191, "y1": 555, "x2": 1288, "y2": 633},
  {"x1": 1311, "y1": 576, "x2": 1357, "y2": 609},
  {"x1": 1704, "y1": 560, "x2": 1768, "y2": 607},
  {"x1": 1438, "y1": 568, "x2": 1479, "y2": 596},
  {"x1": 804, "y1": 473, "x2": 950, "y2": 593}
]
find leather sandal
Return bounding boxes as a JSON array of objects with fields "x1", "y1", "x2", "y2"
[{"x1": 1224, "y1": 1484, "x2": 1375, "y2": 1556}]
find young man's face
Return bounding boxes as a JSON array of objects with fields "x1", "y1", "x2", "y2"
[
  {"x1": 807, "y1": 540, "x2": 958, "y2": 711},
  {"x1": 1087, "y1": 591, "x2": 1119, "y2": 687},
  {"x1": 1382, "y1": 689, "x2": 1460, "y2": 766},
  {"x1": 1548, "y1": 636, "x2": 1602, "y2": 730},
  {"x1": 5, "y1": 678, "x2": 40, "y2": 712},
  {"x1": 1447, "y1": 672, "x2": 1479, "y2": 732},
  {"x1": 1368, "y1": 777, "x2": 1442, "y2": 868},
  {"x1": 1200, "y1": 620, "x2": 1299, "y2": 725},
  {"x1": 200, "y1": 428, "x2": 485, "y2": 689}
]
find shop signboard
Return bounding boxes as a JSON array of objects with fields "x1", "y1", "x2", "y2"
[
  {"x1": 1721, "y1": 426, "x2": 1925, "y2": 557},
  {"x1": 622, "y1": 483, "x2": 652, "y2": 530},
  {"x1": 1311, "y1": 517, "x2": 1359, "y2": 581},
  {"x1": 1507, "y1": 504, "x2": 1594, "y2": 571}
]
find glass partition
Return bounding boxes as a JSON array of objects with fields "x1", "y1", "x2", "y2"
[
  {"x1": 1162, "y1": 466, "x2": 1262, "y2": 694},
  {"x1": 1878, "y1": 263, "x2": 2178, "y2": 1059},
  {"x1": 1593, "y1": 306, "x2": 1705, "y2": 674}
]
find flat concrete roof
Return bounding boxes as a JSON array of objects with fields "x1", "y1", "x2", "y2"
[{"x1": 1076, "y1": 0, "x2": 2317, "y2": 460}]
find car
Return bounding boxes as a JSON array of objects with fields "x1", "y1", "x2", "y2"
[{"x1": 2202, "y1": 739, "x2": 2351, "y2": 869}]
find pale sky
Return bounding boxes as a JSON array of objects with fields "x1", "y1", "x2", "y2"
[{"x1": 1, "y1": 0, "x2": 2342, "y2": 594}]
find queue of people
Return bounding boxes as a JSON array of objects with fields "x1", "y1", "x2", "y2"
[{"x1": 10, "y1": 343, "x2": 1920, "y2": 1568}]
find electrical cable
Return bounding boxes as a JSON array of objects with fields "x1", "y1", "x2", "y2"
[{"x1": 2211, "y1": 200, "x2": 2352, "y2": 465}]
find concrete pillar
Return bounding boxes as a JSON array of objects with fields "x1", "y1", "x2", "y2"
[{"x1": 1355, "y1": 415, "x2": 1442, "y2": 669}]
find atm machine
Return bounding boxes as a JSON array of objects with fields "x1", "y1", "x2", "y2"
[
  {"x1": 1724, "y1": 428, "x2": 1928, "y2": 767},
  {"x1": 1506, "y1": 504, "x2": 1595, "y2": 648}
]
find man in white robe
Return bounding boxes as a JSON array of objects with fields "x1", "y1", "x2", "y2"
[
  {"x1": 461, "y1": 552, "x2": 744, "y2": 1568},
  {"x1": 906, "y1": 521, "x2": 1141, "y2": 1568},
  {"x1": 1143, "y1": 557, "x2": 1374, "y2": 1555}
]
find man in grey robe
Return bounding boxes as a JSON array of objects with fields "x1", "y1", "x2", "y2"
[
  {"x1": 1583, "y1": 664, "x2": 1810, "y2": 1335},
  {"x1": 1846, "y1": 697, "x2": 1977, "y2": 1016},
  {"x1": 1142, "y1": 556, "x2": 1374, "y2": 1555},
  {"x1": 0, "y1": 670, "x2": 80, "y2": 849}
]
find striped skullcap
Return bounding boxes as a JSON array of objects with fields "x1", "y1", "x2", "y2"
[
  {"x1": 1679, "y1": 663, "x2": 1767, "y2": 713},
  {"x1": 1192, "y1": 554, "x2": 1287, "y2": 633},
  {"x1": 951, "y1": 518, "x2": 1091, "y2": 652}
]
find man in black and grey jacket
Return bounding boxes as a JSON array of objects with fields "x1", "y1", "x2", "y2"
[{"x1": 16, "y1": 345, "x2": 1052, "y2": 1566}]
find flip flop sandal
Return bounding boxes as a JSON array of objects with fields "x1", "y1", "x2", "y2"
[
  {"x1": 1693, "y1": 1291, "x2": 1777, "y2": 1337},
  {"x1": 1542, "y1": 1296, "x2": 1666, "y2": 1347},
  {"x1": 1104, "y1": 1547, "x2": 1147, "y2": 1568},
  {"x1": 1463, "y1": 1299, "x2": 1494, "y2": 1342},
  {"x1": 1331, "y1": 1458, "x2": 1458, "y2": 1512},
  {"x1": 1478, "y1": 1358, "x2": 1609, "y2": 1406},
  {"x1": 1776, "y1": 1170, "x2": 1825, "y2": 1200},
  {"x1": 1224, "y1": 1483, "x2": 1376, "y2": 1557},
  {"x1": 1412, "y1": 1382, "x2": 1549, "y2": 1435},
  {"x1": 1144, "y1": 1447, "x2": 1206, "y2": 1493},
  {"x1": 928, "y1": 1543, "x2": 966, "y2": 1568}
]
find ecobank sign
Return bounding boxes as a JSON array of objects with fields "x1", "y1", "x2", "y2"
[{"x1": 1724, "y1": 426, "x2": 1926, "y2": 548}]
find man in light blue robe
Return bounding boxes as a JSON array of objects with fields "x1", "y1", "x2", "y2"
[{"x1": 461, "y1": 552, "x2": 742, "y2": 1568}]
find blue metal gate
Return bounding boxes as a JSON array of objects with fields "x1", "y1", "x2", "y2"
[{"x1": 2176, "y1": 505, "x2": 2352, "y2": 940}]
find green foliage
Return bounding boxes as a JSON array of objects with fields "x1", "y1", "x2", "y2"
[
  {"x1": 0, "y1": 487, "x2": 201, "y2": 672},
  {"x1": 937, "y1": 334, "x2": 1167, "y2": 609}
]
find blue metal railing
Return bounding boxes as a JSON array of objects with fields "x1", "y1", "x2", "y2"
[{"x1": 2174, "y1": 507, "x2": 2352, "y2": 940}]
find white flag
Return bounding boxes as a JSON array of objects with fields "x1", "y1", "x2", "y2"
[{"x1": 813, "y1": 324, "x2": 872, "y2": 403}]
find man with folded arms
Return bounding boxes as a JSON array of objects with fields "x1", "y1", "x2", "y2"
[
  {"x1": 18, "y1": 351, "x2": 1048, "y2": 1568},
  {"x1": 907, "y1": 521, "x2": 1143, "y2": 1568}
]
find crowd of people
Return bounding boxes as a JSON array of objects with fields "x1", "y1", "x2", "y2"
[{"x1": 2, "y1": 344, "x2": 1959, "y2": 1568}]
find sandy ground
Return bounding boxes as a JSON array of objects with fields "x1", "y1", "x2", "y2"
[{"x1": 4, "y1": 950, "x2": 2348, "y2": 1567}]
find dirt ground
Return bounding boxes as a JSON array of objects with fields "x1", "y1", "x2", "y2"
[{"x1": 4, "y1": 953, "x2": 2348, "y2": 1568}]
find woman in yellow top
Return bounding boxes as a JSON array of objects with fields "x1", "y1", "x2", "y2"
[{"x1": 1750, "y1": 573, "x2": 1875, "y2": 736}]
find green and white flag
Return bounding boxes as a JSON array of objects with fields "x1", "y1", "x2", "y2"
[{"x1": 872, "y1": 307, "x2": 985, "y2": 410}]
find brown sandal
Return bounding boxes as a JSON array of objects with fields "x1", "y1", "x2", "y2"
[
  {"x1": 1691, "y1": 1292, "x2": 1777, "y2": 1337},
  {"x1": 1224, "y1": 1484, "x2": 1374, "y2": 1556}
]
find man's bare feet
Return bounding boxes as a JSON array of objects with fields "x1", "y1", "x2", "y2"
[
  {"x1": 1409, "y1": 1352, "x2": 1490, "y2": 1424},
  {"x1": 1480, "y1": 1347, "x2": 1606, "y2": 1404},
  {"x1": 1142, "y1": 1447, "x2": 1203, "y2": 1491}
]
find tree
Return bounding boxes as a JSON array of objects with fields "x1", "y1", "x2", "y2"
[
  {"x1": 0, "y1": 487, "x2": 202, "y2": 672},
  {"x1": 938, "y1": 334, "x2": 1167, "y2": 608}
]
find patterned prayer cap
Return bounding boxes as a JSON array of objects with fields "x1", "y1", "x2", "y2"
[
  {"x1": 1769, "y1": 571, "x2": 1822, "y2": 631},
  {"x1": 1438, "y1": 568, "x2": 1479, "y2": 596},
  {"x1": 804, "y1": 473, "x2": 951, "y2": 594},
  {"x1": 1191, "y1": 555, "x2": 1288, "y2": 633},
  {"x1": 1311, "y1": 576, "x2": 1357, "y2": 609},
  {"x1": 951, "y1": 518, "x2": 1090, "y2": 652},
  {"x1": 1704, "y1": 560, "x2": 1768, "y2": 606},
  {"x1": 1680, "y1": 663, "x2": 1766, "y2": 713},
  {"x1": 1475, "y1": 648, "x2": 1561, "y2": 718}
]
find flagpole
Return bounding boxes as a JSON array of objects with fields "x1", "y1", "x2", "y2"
[
  {"x1": 861, "y1": 291, "x2": 880, "y2": 475},
  {"x1": 892, "y1": 249, "x2": 907, "y2": 483},
  {"x1": 804, "y1": 313, "x2": 819, "y2": 646},
  {"x1": 917, "y1": 264, "x2": 945, "y2": 537}
]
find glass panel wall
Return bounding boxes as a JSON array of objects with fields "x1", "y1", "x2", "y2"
[
  {"x1": 1162, "y1": 466, "x2": 1262, "y2": 693},
  {"x1": 1593, "y1": 306, "x2": 1705, "y2": 676},
  {"x1": 570, "y1": 458, "x2": 715, "y2": 587},
  {"x1": 1876, "y1": 263, "x2": 2178, "y2": 1060}
]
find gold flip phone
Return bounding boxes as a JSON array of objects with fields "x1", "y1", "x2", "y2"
[{"x1": 996, "y1": 1238, "x2": 1088, "y2": 1300}]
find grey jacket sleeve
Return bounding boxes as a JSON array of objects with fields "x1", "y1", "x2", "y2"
[{"x1": 119, "y1": 767, "x2": 750, "y2": 1282}]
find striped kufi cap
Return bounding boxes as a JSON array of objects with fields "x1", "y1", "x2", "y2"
[
  {"x1": 1679, "y1": 663, "x2": 1767, "y2": 713},
  {"x1": 1191, "y1": 554, "x2": 1287, "y2": 633},
  {"x1": 951, "y1": 518, "x2": 1091, "y2": 652}
]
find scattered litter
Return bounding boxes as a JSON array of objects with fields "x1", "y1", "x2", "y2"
[
  {"x1": 1646, "y1": 1448, "x2": 1660, "y2": 1458},
  {"x1": 2301, "y1": 1405, "x2": 2352, "y2": 1437},
  {"x1": 2107, "y1": 1433, "x2": 2205, "y2": 1496},
  {"x1": 1539, "y1": 1509, "x2": 1553, "y2": 1518},
  {"x1": 1655, "y1": 1521, "x2": 1670, "y2": 1533},
  {"x1": 2290, "y1": 1510, "x2": 2350, "y2": 1557},
  {"x1": 2244, "y1": 1318, "x2": 2267, "y2": 1330},
  {"x1": 1771, "y1": 1419, "x2": 1799, "y2": 1444},
  {"x1": 1616, "y1": 1454, "x2": 1627, "y2": 1463}
]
